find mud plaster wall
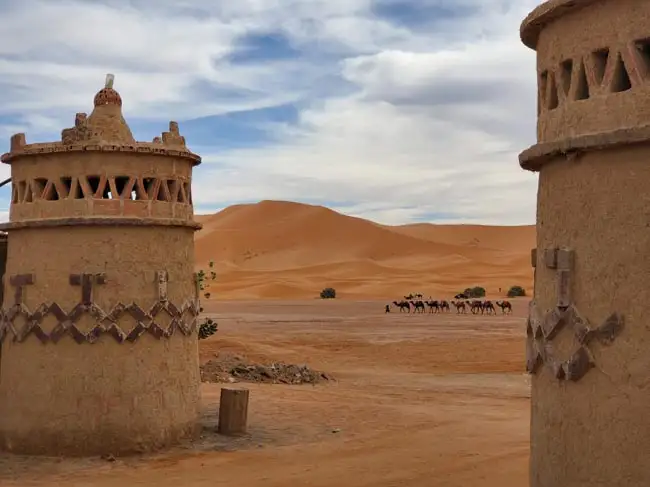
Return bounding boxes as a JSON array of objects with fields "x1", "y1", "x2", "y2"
[
  {"x1": 535, "y1": 0, "x2": 650, "y2": 143},
  {"x1": 0, "y1": 225, "x2": 201, "y2": 456},
  {"x1": 0, "y1": 236, "x2": 6, "y2": 306},
  {"x1": 531, "y1": 146, "x2": 650, "y2": 487},
  {"x1": 8, "y1": 152, "x2": 194, "y2": 222}
]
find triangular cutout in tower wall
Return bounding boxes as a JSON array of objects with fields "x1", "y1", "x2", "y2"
[
  {"x1": 610, "y1": 53, "x2": 632, "y2": 92},
  {"x1": 547, "y1": 72, "x2": 559, "y2": 110},
  {"x1": 574, "y1": 61, "x2": 590, "y2": 100},
  {"x1": 560, "y1": 59, "x2": 573, "y2": 96},
  {"x1": 592, "y1": 48, "x2": 609, "y2": 86}
]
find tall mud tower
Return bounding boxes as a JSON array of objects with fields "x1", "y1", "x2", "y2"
[
  {"x1": 0, "y1": 75, "x2": 202, "y2": 456},
  {"x1": 520, "y1": 1, "x2": 650, "y2": 486}
]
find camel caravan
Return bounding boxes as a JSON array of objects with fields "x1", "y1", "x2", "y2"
[{"x1": 389, "y1": 292, "x2": 512, "y2": 315}]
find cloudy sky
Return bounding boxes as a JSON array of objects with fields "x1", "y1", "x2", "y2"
[{"x1": 0, "y1": 0, "x2": 540, "y2": 225}]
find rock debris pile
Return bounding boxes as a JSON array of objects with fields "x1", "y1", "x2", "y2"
[{"x1": 200, "y1": 352, "x2": 334, "y2": 385}]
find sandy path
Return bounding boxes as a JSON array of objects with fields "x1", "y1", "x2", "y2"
[{"x1": 0, "y1": 299, "x2": 531, "y2": 487}]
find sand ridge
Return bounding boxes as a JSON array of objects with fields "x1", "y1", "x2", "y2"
[{"x1": 194, "y1": 200, "x2": 535, "y2": 299}]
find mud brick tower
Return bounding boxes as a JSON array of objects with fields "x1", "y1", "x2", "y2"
[
  {"x1": 0, "y1": 75, "x2": 202, "y2": 456},
  {"x1": 519, "y1": 1, "x2": 650, "y2": 486}
]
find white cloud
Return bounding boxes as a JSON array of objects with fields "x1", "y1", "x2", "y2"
[{"x1": 0, "y1": 0, "x2": 542, "y2": 225}]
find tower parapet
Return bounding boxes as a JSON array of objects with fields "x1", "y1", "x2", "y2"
[{"x1": 521, "y1": 0, "x2": 650, "y2": 152}]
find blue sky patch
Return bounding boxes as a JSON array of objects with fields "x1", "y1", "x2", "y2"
[{"x1": 228, "y1": 32, "x2": 302, "y2": 64}]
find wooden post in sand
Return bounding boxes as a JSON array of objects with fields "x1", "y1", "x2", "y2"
[{"x1": 218, "y1": 387, "x2": 249, "y2": 436}]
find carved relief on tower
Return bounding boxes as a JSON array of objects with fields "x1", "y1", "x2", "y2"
[{"x1": 526, "y1": 247, "x2": 625, "y2": 381}]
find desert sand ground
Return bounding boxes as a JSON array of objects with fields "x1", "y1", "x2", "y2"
[{"x1": 0, "y1": 298, "x2": 530, "y2": 487}]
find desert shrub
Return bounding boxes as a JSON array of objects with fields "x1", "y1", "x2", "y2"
[
  {"x1": 507, "y1": 286, "x2": 526, "y2": 297},
  {"x1": 198, "y1": 318, "x2": 218, "y2": 340},
  {"x1": 210, "y1": 271, "x2": 217, "y2": 280},
  {"x1": 197, "y1": 269, "x2": 206, "y2": 290},
  {"x1": 204, "y1": 292, "x2": 211, "y2": 299},
  {"x1": 463, "y1": 286, "x2": 486, "y2": 298},
  {"x1": 320, "y1": 287, "x2": 336, "y2": 299},
  {"x1": 209, "y1": 260, "x2": 214, "y2": 268}
]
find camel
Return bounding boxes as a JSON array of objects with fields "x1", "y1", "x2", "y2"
[
  {"x1": 410, "y1": 300, "x2": 426, "y2": 313},
  {"x1": 425, "y1": 300, "x2": 440, "y2": 313},
  {"x1": 495, "y1": 300, "x2": 512, "y2": 314},
  {"x1": 482, "y1": 300, "x2": 496, "y2": 315},
  {"x1": 451, "y1": 301, "x2": 467, "y2": 313},
  {"x1": 455, "y1": 293, "x2": 469, "y2": 300},
  {"x1": 393, "y1": 300, "x2": 411, "y2": 312},
  {"x1": 469, "y1": 300, "x2": 483, "y2": 314},
  {"x1": 439, "y1": 300, "x2": 450, "y2": 312}
]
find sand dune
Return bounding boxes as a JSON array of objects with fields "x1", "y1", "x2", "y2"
[{"x1": 194, "y1": 200, "x2": 535, "y2": 299}]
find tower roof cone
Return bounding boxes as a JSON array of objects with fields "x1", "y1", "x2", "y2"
[{"x1": 86, "y1": 74, "x2": 135, "y2": 144}]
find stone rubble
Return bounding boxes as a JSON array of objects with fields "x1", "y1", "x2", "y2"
[{"x1": 200, "y1": 352, "x2": 334, "y2": 385}]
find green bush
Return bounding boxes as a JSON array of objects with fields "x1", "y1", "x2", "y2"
[
  {"x1": 197, "y1": 269, "x2": 206, "y2": 290},
  {"x1": 198, "y1": 318, "x2": 218, "y2": 339},
  {"x1": 463, "y1": 286, "x2": 486, "y2": 298},
  {"x1": 507, "y1": 286, "x2": 526, "y2": 297},
  {"x1": 320, "y1": 287, "x2": 336, "y2": 299}
]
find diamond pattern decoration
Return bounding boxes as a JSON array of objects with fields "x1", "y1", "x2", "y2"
[
  {"x1": 537, "y1": 38, "x2": 650, "y2": 113},
  {"x1": 0, "y1": 298, "x2": 199, "y2": 344},
  {"x1": 0, "y1": 271, "x2": 200, "y2": 344},
  {"x1": 11, "y1": 175, "x2": 192, "y2": 205},
  {"x1": 526, "y1": 246, "x2": 624, "y2": 381},
  {"x1": 526, "y1": 302, "x2": 624, "y2": 382}
]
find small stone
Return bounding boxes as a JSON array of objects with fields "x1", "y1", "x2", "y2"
[{"x1": 332, "y1": 428, "x2": 341, "y2": 434}]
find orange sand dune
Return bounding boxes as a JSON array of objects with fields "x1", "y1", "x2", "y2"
[{"x1": 194, "y1": 200, "x2": 535, "y2": 299}]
